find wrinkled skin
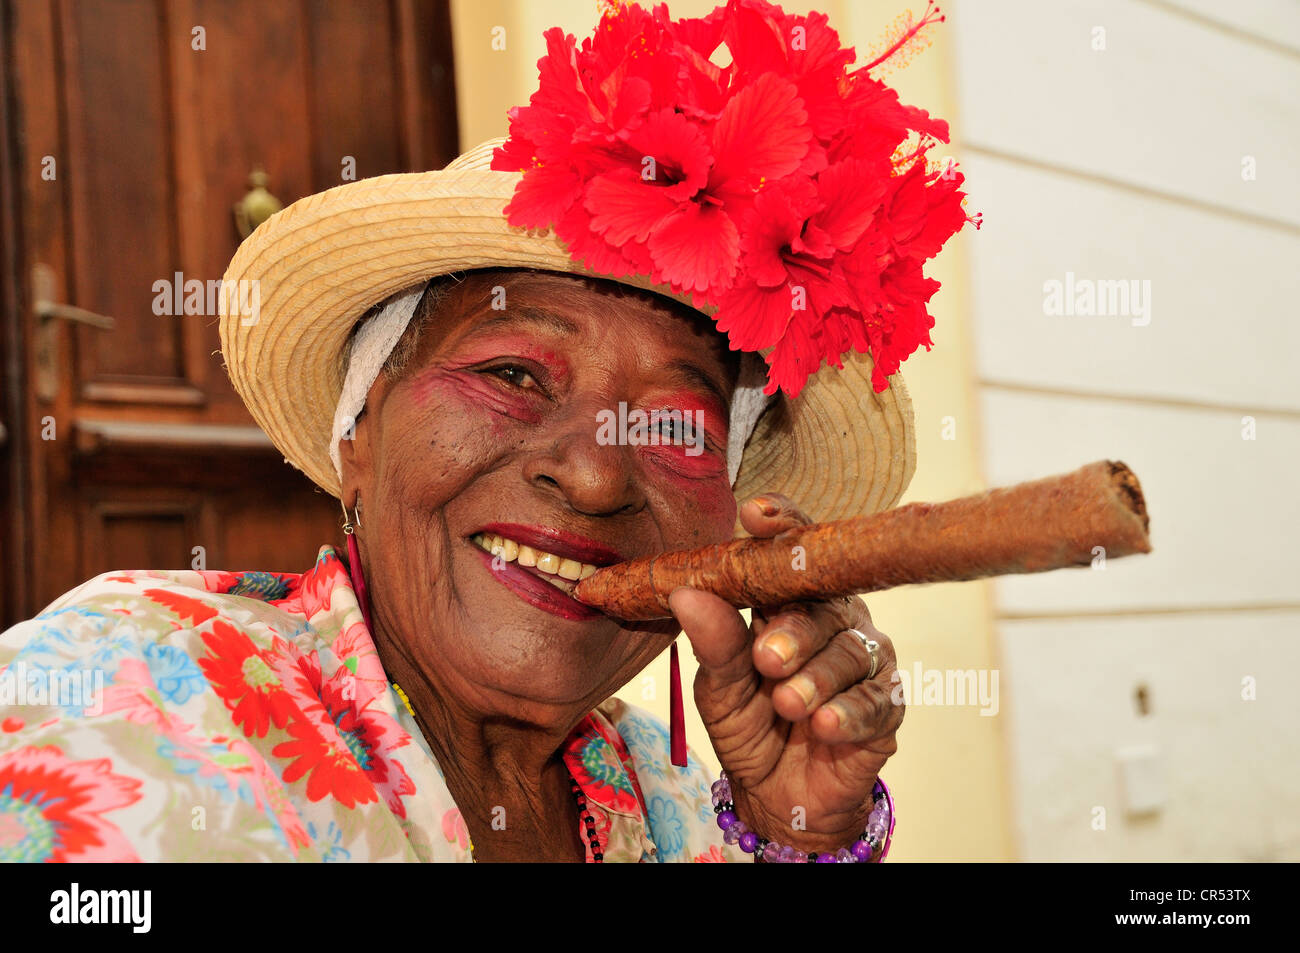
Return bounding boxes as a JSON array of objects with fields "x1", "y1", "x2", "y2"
[{"x1": 339, "y1": 269, "x2": 901, "y2": 862}]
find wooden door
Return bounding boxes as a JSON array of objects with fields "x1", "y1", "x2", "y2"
[{"x1": 0, "y1": 0, "x2": 459, "y2": 626}]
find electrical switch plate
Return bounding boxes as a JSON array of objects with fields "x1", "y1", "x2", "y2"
[{"x1": 1116, "y1": 744, "x2": 1165, "y2": 816}]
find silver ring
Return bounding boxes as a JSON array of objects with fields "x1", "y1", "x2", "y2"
[{"x1": 844, "y1": 628, "x2": 881, "y2": 680}]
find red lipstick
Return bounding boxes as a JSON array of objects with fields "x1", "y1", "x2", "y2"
[
  {"x1": 472, "y1": 522, "x2": 626, "y2": 567},
  {"x1": 469, "y1": 543, "x2": 603, "y2": 621}
]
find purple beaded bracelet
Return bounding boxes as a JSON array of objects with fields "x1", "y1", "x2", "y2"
[{"x1": 710, "y1": 770, "x2": 895, "y2": 863}]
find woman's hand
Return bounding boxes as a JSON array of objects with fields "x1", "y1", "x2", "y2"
[{"x1": 668, "y1": 493, "x2": 903, "y2": 856}]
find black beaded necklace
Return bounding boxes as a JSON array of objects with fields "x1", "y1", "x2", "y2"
[{"x1": 570, "y1": 776, "x2": 604, "y2": 862}]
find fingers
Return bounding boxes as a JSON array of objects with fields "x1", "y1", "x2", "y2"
[
  {"x1": 811, "y1": 676, "x2": 905, "y2": 748},
  {"x1": 752, "y1": 597, "x2": 862, "y2": 680},
  {"x1": 676, "y1": 492, "x2": 901, "y2": 752},
  {"x1": 772, "y1": 625, "x2": 901, "y2": 740},
  {"x1": 740, "y1": 492, "x2": 854, "y2": 648},
  {"x1": 738, "y1": 492, "x2": 813, "y2": 539},
  {"x1": 666, "y1": 587, "x2": 752, "y2": 688},
  {"x1": 771, "y1": 626, "x2": 872, "y2": 721}
]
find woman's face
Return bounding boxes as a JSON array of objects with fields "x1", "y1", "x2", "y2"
[{"x1": 341, "y1": 270, "x2": 741, "y2": 717}]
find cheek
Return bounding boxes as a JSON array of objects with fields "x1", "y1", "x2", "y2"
[
  {"x1": 378, "y1": 375, "x2": 522, "y2": 506},
  {"x1": 638, "y1": 445, "x2": 727, "y2": 484},
  {"x1": 693, "y1": 479, "x2": 738, "y2": 536},
  {"x1": 648, "y1": 468, "x2": 738, "y2": 545}
]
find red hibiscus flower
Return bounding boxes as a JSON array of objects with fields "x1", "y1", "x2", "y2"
[
  {"x1": 0, "y1": 746, "x2": 142, "y2": 862},
  {"x1": 493, "y1": 0, "x2": 976, "y2": 398}
]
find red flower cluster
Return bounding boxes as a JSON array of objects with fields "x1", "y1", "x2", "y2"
[
  {"x1": 198, "y1": 620, "x2": 414, "y2": 816},
  {"x1": 492, "y1": 0, "x2": 978, "y2": 397}
]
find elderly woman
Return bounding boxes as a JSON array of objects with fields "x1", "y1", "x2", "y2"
[{"x1": 0, "y1": 0, "x2": 971, "y2": 863}]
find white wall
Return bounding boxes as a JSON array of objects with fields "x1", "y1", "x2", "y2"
[{"x1": 949, "y1": 0, "x2": 1300, "y2": 860}]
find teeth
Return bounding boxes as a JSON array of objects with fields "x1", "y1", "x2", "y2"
[{"x1": 472, "y1": 534, "x2": 601, "y2": 587}]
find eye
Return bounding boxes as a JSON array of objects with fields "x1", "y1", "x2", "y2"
[
  {"x1": 647, "y1": 408, "x2": 717, "y2": 451},
  {"x1": 484, "y1": 364, "x2": 539, "y2": 390},
  {"x1": 656, "y1": 414, "x2": 682, "y2": 440}
]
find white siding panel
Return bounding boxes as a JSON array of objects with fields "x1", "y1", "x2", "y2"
[
  {"x1": 949, "y1": 0, "x2": 1300, "y2": 225},
  {"x1": 1159, "y1": 0, "x2": 1300, "y2": 53},
  {"x1": 1000, "y1": 611, "x2": 1300, "y2": 860},
  {"x1": 980, "y1": 388, "x2": 1300, "y2": 612},
  {"x1": 962, "y1": 153, "x2": 1300, "y2": 411}
]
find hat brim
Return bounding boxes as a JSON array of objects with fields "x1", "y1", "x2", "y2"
[{"x1": 219, "y1": 140, "x2": 915, "y2": 528}]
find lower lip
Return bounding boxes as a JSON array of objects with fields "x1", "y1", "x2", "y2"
[{"x1": 469, "y1": 543, "x2": 603, "y2": 621}]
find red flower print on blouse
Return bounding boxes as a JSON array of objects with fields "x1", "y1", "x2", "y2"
[
  {"x1": 562, "y1": 715, "x2": 644, "y2": 817},
  {"x1": 193, "y1": 569, "x2": 242, "y2": 594},
  {"x1": 269, "y1": 640, "x2": 415, "y2": 815},
  {"x1": 272, "y1": 716, "x2": 378, "y2": 810},
  {"x1": 198, "y1": 620, "x2": 297, "y2": 738},
  {"x1": 272, "y1": 548, "x2": 351, "y2": 621},
  {"x1": 143, "y1": 588, "x2": 219, "y2": 627},
  {"x1": 441, "y1": 808, "x2": 470, "y2": 851},
  {"x1": 0, "y1": 746, "x2": 142, "y2": 863},
  {"x1": 329, "y1": 619, "x2": 389, "y2": 707},
  {"x1": 693, "y1": 844, "x2": 727, "y2": 862}
]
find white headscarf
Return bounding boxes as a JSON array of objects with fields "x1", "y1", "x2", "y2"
[{"x1": 328, "y1": 281, "x2": 774, "y2": 487}]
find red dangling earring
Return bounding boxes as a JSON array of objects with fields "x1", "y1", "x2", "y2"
[
  {"x1": 669, "y1": 640, "x2": 686, "y2": 768},
  {"x1": 342, "y1": 497, "x2": 374, "y2": 633}
]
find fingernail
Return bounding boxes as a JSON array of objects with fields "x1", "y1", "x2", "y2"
[
  {"x1": 752, "y1": 497, "x2": 779, "y2": 517},
  {"x1": 786, "y1": 675, "x2": 815, "y2": 709},
  {"x1": 760, "y1": 631, "x2": 795, "y2": 665}
]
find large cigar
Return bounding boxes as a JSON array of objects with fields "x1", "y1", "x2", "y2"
[{"x1": 572, "y1": 459, "x2": 1151, "y2": 620}]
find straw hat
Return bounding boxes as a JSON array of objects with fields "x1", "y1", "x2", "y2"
[{"x1": 218, "y1": 138, "x2": 916, "y2": 529}]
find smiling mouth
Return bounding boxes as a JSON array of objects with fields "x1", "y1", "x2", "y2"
[
  {"x1": 469, "y1": 533, "x2": 600, "y2": 596},
  {"x1": 467, "y1": 523, "x2": 625, "y2": 621}
]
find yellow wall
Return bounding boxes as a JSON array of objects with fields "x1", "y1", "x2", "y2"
[{"x1": 448, "y1": 0, "x2": 1014, "y2": 860}]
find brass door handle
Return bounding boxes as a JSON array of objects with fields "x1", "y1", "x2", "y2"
[
  {"x1": 33, "y1": 263, "x2": 116, "y2": 329},
  {"x1": 35, "y1": 299, "x2": 116, "y2": 329},
  {"x1": 32, "y1": 263, "x2": 116, "y2": 401},
  {"x1": 233, "y1": 167, "x2": 283, "y2": 239}
]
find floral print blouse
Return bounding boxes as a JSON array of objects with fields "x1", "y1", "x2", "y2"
[{"x1": 0, "y1": 546, "x2": 748, "y2": 863}]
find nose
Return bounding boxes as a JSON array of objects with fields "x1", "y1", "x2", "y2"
[{"x1": 520, "y1": 395, "x2": 646, "y2": 518}]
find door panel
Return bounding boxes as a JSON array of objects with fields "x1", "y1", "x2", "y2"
[
  {"x1": 63, "y1": 0, "x2": 187, "y2": 389},
  {"x1": 1, "y1": 0, "x2": 460, "y2": 623}
]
